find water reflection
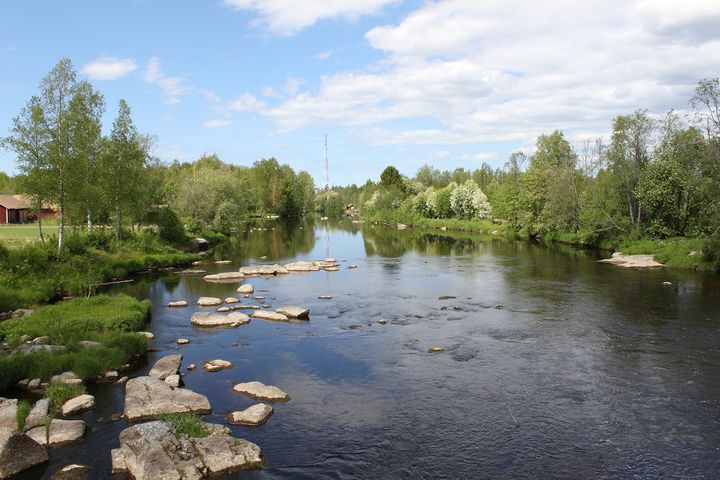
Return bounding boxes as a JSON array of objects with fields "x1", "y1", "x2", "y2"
[{"x1": 29, "y1": 220, "x2": 720, "y2": 479}]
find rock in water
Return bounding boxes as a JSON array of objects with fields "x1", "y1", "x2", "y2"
[
  {"x1": 236, "y1": 284, "x2": 254, "y2": 294},
  {"x1": 167, "y1": 301, "x2": 188, "y2": 308},
  {"x1": 123, "y1": 376, "x2": 211, "y2": 422},
  {"x1": 164, "y1": 375, "x2": 181, "y2": 388},
  {"x1": 275, "y1": 306, "x2": 310, "y2": 319},
  {"x1": 251, "y1": 310, "x2": 289, "y2": 322},
  {"x1": 111, "y1": 421, "x2": 262, "y2": 479},
  {"x1": 26, "y1": 419, "x2": 86, "y2": 447},
  {"x1": 0, "y1": 427, "x2": 48, "y2": 478},
  {"x1": 25, "y1": 399, "x2": 50, "y2": 430},
  {"x1": 239, "y1": 264, "x2": 289, "y2": 275},
  {"x1": 233, "y1": 381, "x2": 290, "y2": 402},
  {"x1": 191, "y1": 311, "x2": 249, "y2": 328},
  {"x1": 428, "y1": 346, "x2": 445, "y2": 353},
  {"x1": 203, "y1": 272, "x2": 245, "y2": 282},
  {"x1": 61, "y1": 394, "x2": 95, "y2": 416},
  {"x1": 50, "y1": 371, "x2": 83, "y2": 385},
  {"x1": 204, "y1": 359, "x2": 233, "y2": 372},
  {"x1": 597, "y1": 253, "x2": 664, "y2": 268},
  {"x1": 226, "y1": 404, "x2": 273, "y2": 426},
  {"x1": 197, "y1": 297, "x2": 222, "y2": 306},
  {"x1": 0, "y1": 398, "x2": 17, "y2": 430},
  {"x1": 148, "y1": 354, "x2": 183, "y2": 380},
  {"x1": 283, "y1": 261, "x2": 320, "y2": 272},
  {"x1": 224, "y1": 297, "x2": 240, "y2": 304},
  {"x1": 50, "y1": 464, "x2": 92, "y2": 480}
]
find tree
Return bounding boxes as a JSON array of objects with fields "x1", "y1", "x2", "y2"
[
  {"x1": 0, "y1": 172, "x2": 14, "y2": 194},
  {"x1": 607, "y1": 110, "x2": 656, "y2": 231},
  {"x1": 380, "y1": 165, "x2": 404, "y2": 190},
  {"x1": 102, "y1": 99, "x2": 148, "y2": 240},
  {"x1": 449, "y1": 180, "x2": 491, "y2": 219}
]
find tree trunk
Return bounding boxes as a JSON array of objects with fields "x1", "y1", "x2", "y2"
[
  {"x1": 58, "y1": 177, "x2": 65, "y2": 253},
  {"x1": 37, "y1": 207, "x2": 44, "y2": 245},
  {"x1": 87, "y1": 207, "x2": 93, "y2": 232}
]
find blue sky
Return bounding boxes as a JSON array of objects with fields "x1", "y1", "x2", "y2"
[{"x1": 2, "y1": 1, "x2": 719, "y2": 186}]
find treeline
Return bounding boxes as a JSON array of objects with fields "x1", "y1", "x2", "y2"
[
  {"x1": 321, "y1": 78, "x2": 720, "y2": 258},
  {"x1": 1, "y1": 59, "x2": 315, "y2": 250}
]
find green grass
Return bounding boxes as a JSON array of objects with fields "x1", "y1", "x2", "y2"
[
  {"x1": 44, "y1": 383, "x2": 86, "y2": 412},
  {"x1": 16, "y1": 400, "x2": 31, "y2": 432},
  {"x1": 618, "y1": 237, "x2": 710, "y2": 270},
  {"x1": 155, "y1": 413, "x2": 208, "y2": 439},
  {"x1": 0, "y1": 225, "x2": 59, "y2": 239},
  {"x1": 0, "y1": 295, "x2": 149, "y2": 391},
  {"x1": 361, "y1": 211, "x2": 510, "y2": 234}
]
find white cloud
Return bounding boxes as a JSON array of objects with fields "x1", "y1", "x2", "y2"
[
  {"x1": 474, "y1": 152, "x2": 499, "y2": 162},
  {"x1": 222, "y1": 0, "x2": 397, "y2": 36},
  {"x1": 144, "y1": 58, "x2": 191, "y2": 104},
  {"x1": 202, "y1": 119, "x2": 234, "y2": 128},
  {"x1": 81, "y1": 56, "x2": 137, "y2": 80},
  {"x1": 258, "y1": 0, "x2": 720, "y2": 149}
]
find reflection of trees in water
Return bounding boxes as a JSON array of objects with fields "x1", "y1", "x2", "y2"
[
  {"x1": 361, "y1": 226, "x2": 501, "y2": 258},
  {"x1": 214, "y1": 218, "x2": 317, "y2": 261}
]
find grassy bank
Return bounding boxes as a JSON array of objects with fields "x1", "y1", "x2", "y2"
[
  {"x1": 360, "y1": 212, "x2": 513, "y2": 235},
  {"x1": 0, "y1": 230, "x2": 197, "y2": 312},
  {"x1": 0, "y1": 294, "x2": 149, "y2": 391}
]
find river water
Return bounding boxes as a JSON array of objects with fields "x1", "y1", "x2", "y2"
[{"x1": 21, "y1": 220, "x2": 720, "y2": 479}]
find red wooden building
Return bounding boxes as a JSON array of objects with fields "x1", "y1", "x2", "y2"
[{"x1": 0, "y1": 195, "x2": 56, "y2": 224}]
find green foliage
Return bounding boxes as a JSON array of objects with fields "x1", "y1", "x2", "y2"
[
  {"x1": 155, "y1": 413, "x2": 208, "y2": 439},
  {"x1": 44, "y1": 383, "x2": 86, "y2": 412},
  {"x1": 449, "y1": 180, "x2": 491, "y2": 219},
  {"x1": 16, "y1": 400, "x2": 31, "y2": 432},
  {"x1": 703, "y1": 235, "x2": 720, "y2": 271},
  {"x1": 158, "y1": 208, "x2": 186, "y2": 245},
  {"x1": 380, "y1": 165, "x2": 404, "y2": 190}
]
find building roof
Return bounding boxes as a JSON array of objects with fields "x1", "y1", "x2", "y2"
[{"x1": 0, "y1": 195, "x2": 28, "y2": 209}]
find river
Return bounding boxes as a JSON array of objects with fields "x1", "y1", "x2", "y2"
[{"x1": 20, "y1": 219, "x2": 720, "y2": 479}]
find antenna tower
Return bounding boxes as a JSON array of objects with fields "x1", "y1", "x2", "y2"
[{"x1": 323, "y1": 133, "x2": 329, "y2": 191}]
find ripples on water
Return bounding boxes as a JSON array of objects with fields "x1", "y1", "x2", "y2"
[{"x1": 22, "y1": 221, "x2": 720, "y2": 479}]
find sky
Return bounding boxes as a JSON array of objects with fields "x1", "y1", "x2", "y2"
[{"x1": 1, "y1": 0, "x2": 719, "y2": 186}]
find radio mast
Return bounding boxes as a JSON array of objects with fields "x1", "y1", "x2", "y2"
[{"x1": 323, "y1": 133, "x2": 329, "y2": 191}]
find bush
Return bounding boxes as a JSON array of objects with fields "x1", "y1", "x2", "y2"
[
  {"x1": 159, "y1": 208, "x2": 187, "y2": 245},
  {"x1": 16, "y1": 400, "x2": 31, "y2": 432},
  {"x1": 703, "y1": 234, "x2": 720, "y2": 271}
]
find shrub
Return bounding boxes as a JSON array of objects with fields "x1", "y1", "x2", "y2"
[
  {"x1": 159, "y1": 208, "x2": 187, "y2": 245},
  {"x1": 16, "y1": 400, "x2": 31, "y2": 432}
]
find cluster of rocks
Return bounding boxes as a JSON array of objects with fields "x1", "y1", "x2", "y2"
[
  {"x1": 196, "y1": 258, "x2": 348, "y2": 284},
  {"x1": 597, "y1": 252, "x2": 664, "y2": 268},
  {"x1": 0, "y1": 381, "x2": 97, "y2": 478}
]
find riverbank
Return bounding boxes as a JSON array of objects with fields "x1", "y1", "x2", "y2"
[
  {"x1": 360, "y1": 214, "x2": 718, "y2": 272},
  {"x1": 0, "y1": 232, "x2": 198, "y2": 312},
  {"x1": 0, "y1": 294, "x2": 150, "y2": 391}
]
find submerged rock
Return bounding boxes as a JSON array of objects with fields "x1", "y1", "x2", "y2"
[
  {"x1": 167, "y1": 301, "x2": 188, "y2": 308},
  {"x1": 233, "y1": 381, "x2": 290, "y2": 402},
  {"x1": 275, "y1": 306, "x2": 310, "y2": 319},
  {"x1": 597, "y1": 253, "x2": 664, "y2": 268},
  {"x1": 226, "y1": 404, "x2": 273, "y2": 426},
  {"x1": 251, "y1": 310, "x2": 289, "y2": 322},
  {"x1": 197, "y1": 297, "x2": 223, "y2": 307},
  {"x1": 26, "y1": 419, "x2": 86, "y2": 447},
  {"x1": 60, "y1": 394, "x2": 95, "y2": 416},
  {"x1": 0, "y1": 427, "x2": 48, "y2": 478},
  {"x1": 123, "y1": 376, "x2": 211, "y2": 422},
  {"x1": 148, "y1": 354, "x2": 183, "y2": 380},
  {"x1": 111, "y1": 420, "x2": 262, "y2": 479}
]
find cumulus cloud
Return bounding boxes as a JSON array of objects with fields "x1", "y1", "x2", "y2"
[
  {"x1": 259, "y1": 0, "x2": 720, "y2": 148},
  {"x1": 81, "y1": 56, "x2": 137, "y2": 80},
  {"x1": 222, "y1": 0, "x2": 397, "y2": 36},
  {"x1": 144, "y1": 58, "x2": 191, "y2": 104}
]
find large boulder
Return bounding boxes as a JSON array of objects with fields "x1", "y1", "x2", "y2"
[
  {"x1": 233, "y1": 381, "x2": 290, "y2": 402},
  {"x1": 0, "y1": 398, "x2": 17, "y2": 430},
  {"x1": 149, "y1": 354, "x2": 183, "y2": 380},
  {"x1": 26, "y1": 419, "x2": 86, "y2": 447},
  {"x1": 50, "y1": 371, "x2": 82, "y2": 385},
  {"x1": 191, "y1": 312, "x2": 249, "y2": 328},
  {"x1": 0, "y1": 427, "x2": 48, "y2": 478},
  {"x1": 203, "y1": 272, "x2": 245, "y2": 282},
  {"x1": 597, "y1": 253, "x2": 664, "y2": 268},
  {"x1": 251, "y1": 310, "x2": 288, "y2": 322},
  {"x1": 124, "y1": 376, "x2": 211, "y2": 422},
  {"x1": 226, "y1": 404, "x2": 273, "y2": 426},
  {"x1": 275, "y1": 306, "x2": 310, "y2": 319},
  {"x1": 111, "y1": 421, "x2": 262, "y2": 479},
  {"x1": 61, "y1": 394, "x2": 95, "y2": 416},
  {"x1": 203, "y1": 360, "x2": 233, "y2": 372}
]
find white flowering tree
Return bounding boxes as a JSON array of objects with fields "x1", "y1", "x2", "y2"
[{"x1": 450, "y1": 180, "x2": 492, "y2": 219}]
